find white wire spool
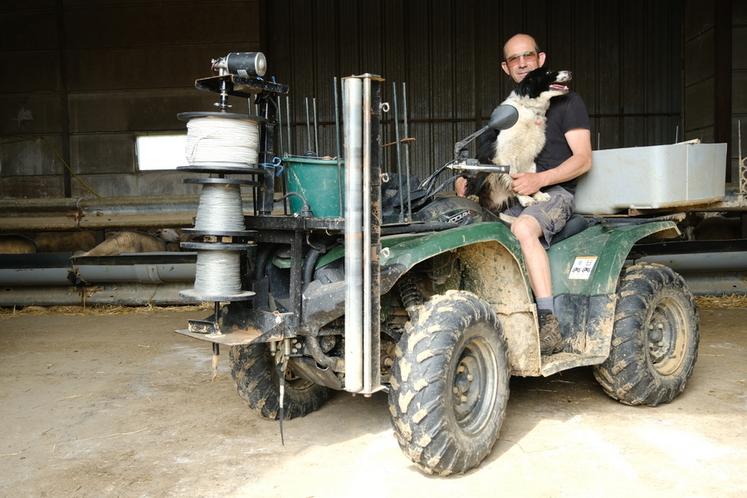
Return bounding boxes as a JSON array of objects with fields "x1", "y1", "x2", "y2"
[
  {"x1": 193, "y1": 182, "x2": 246, "y2": 232},
  {"x1": 179, "y1": 242, "x2": 255, "y2": 302},
  {"x1": 185, "y1": 116, "x2": 260, "y2": 166}
]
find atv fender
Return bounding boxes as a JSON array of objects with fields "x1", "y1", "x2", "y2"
[
  {"x1": 380, "y1": 222, "x2": 542, "y2": 376},
  {"x1": 543, "y1": 220, "x2": 681, "y2": 375}
]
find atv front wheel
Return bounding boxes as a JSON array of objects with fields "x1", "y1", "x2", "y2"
[
  {"x1": 593, "y1": 262, "x2": 699, "y2": 406},
  {"x1": 229, "y1": 343, "x2": 330, "y2": 419},
  {"x1": 388, "y1": 290, "x2": 510, "y2": 475}
]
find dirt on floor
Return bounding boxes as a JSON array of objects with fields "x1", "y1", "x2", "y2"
[{"x1": 0, "y1": 305, "x2": 745, "y2": 497}]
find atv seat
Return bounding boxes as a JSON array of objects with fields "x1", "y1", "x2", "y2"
[{"x1": 551, "y1": 214, "x2": 588, "y2": 245}]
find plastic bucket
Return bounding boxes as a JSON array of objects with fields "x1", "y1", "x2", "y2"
[{"x1": 284, "y1": 155, "x2": 345, "y2": 217}]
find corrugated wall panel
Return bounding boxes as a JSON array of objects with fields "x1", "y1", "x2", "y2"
[{"x1": 267, "y1": 0, "x2": 683, "y2": 182}]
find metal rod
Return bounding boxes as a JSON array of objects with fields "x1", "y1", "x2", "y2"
[
  {"x1": 277, "y1": 96, "x2": 284, "y2": 155},
  {"x1": 333, "y1": 77, "x2": 343, "y2": 217},
  {"x1": 277, "y1": 96, "x2": 288, "y2": 214},
  {"x1": 313, "y1": 97, "x2": 319, "y2": 156},
  {"x1": 304, "y1": 97, "x2": 312, "y2": 155},
  {"x1": 285, "y1": 96, "x2": 292, "y2": 156},
  {"x1": 362, "y1": 77, "x2": 373, "y2": 394},
  {"x1": 392, "y1": 82, "x2": 404, "y2": 223},
  {"x1": 402, "y1": 82, "x2": 412, "y2": 222},
  {"x1": 343, "y1": 76, "x2": 363, "y2": 393}
]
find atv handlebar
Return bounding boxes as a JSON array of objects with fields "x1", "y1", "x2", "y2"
[{"x1": 447, "y1": 161, "x2": 510, "y2": 174}]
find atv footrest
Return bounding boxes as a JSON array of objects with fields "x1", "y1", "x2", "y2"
[
  {"x1": 540, "y1": 353, "x2": 607, "y2": 377},
  {"x1": 174, "y1": 326, "x2": 263, "y2": 346}
]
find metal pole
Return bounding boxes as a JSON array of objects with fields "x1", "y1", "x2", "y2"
[
  {"x1": 392, "y1": 82, "x2": 404, "y2": 223},
  {"x1": 363, "y1": 78, "x2": 372, "y2": 393},
  {"x1": 333, "y1": 77, "x2": 343, "y2": 217},
  {"x1": 343, "y1": 76, "x2": 363, "y2": 393},
  {"x1": 285, "y1": 96, "x2": 292, "y2": 156},
  {"x1": 313, "y1": 97, "x2": 319, "y2": 156},
  {"x1": 304, "y1": 97, "x2": 312, "y2": 155},
  {"x1": 402, "y1": 82, "x2": 412, "y2": 222},
  {"x1": 277, "y1": 96, "x2": 288, "y2": 214},
  {"x1": 277, "y1": 96, "x2": 284, "y2": 155}
]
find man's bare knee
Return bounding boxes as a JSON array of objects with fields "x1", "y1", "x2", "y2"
[{"x1": 511, "y1": 215, "x2": 542, "y2": 241}]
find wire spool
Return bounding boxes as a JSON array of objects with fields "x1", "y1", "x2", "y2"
[
  {"x1": 192, "y1": 180, "x2": 246, "y2": 233},
  {"x1": 180, "y1": 242, "x2": 255, "y2": 302},
  {"x1": 182, "y1": 113, "x2": 260, "y2": 168}
]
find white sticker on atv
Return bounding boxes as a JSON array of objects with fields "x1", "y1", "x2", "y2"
[{"x1": 569, "y1": 256, "x2": 597, "y2": 280}]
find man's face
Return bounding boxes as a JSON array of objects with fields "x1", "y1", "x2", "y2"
[{"x1": 501, "y1": 36, "x2": 546, "y2": 83}]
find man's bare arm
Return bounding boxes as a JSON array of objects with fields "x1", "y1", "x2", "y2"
[{"x1": 511, "y1": 128, "x2": 593, "y2": 195}]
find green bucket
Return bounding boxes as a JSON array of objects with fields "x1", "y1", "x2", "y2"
[{"x1": 284, "y1": 155, "x2": 345, "y2": 217}]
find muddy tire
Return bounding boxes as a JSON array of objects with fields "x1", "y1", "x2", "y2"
[
  {"x1": 388, "y1": 290, "x2": 510, "y2": 476},
  {"x1": 229, "y1": 344, "x2": 330, "y2": 420},
  {"x1": 593, "y1": 263, "x2": 699, "y2": 406}
]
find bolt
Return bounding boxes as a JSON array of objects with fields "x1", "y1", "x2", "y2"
[{"x1": 467, "y1": 374, "x2": 474, "y2": 382}]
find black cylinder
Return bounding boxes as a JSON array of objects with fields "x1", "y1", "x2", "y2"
[{"x1": 226, "y1": 52, "x2": 267, "y2": 77}]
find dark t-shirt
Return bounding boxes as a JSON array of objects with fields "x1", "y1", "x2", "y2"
[{"x1": 477, "y1": 91, "x2": 591, "y2": 194}]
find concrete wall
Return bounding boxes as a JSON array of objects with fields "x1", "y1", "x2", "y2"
[{"x1": 0, "y1": 0, "x2": 261, "y2": 199}]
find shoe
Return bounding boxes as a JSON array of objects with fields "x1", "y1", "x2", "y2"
[{"x1": 538, "y1": 310, "x2": 563, "y2": 355}]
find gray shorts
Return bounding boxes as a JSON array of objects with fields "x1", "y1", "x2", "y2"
[{"x1": 504, "y1": 185, "x2": 575, "y2": 248}]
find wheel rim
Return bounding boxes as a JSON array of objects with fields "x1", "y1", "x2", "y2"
[
  {"x1": 646, "y1": 292, "x2": 689, "y2": 376},
  {"x1": 450, "y1": 325, "x2": 500, "y2": 435}
]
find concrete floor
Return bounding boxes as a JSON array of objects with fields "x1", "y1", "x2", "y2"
[{"x1": 0, "y1": 306, "x2": 745, "y2": 498}]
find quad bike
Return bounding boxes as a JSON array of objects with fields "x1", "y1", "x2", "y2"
[{"x1": 175, "y1": 62, "x2": 699, "y2": 476}]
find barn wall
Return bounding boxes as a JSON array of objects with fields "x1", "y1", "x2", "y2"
[
  {"x1": 733, "y1": 1, "x2": 747, "y2": 185},
  {"x1": 266, "y1": 0, "x2": 683, "y2": 181},
  {"x1": 0, "y1": 0, "x2": 261, "y2": 199}
]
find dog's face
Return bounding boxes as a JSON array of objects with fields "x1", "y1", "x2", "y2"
[{"x1": 514, "y1": 67, "x2": 572, "y2": 99}]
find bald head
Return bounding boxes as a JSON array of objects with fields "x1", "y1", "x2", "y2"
[{"x1": 503, "y1": 33, "x2": 540, "y2": 59}]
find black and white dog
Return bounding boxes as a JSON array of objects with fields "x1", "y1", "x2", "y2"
[{"x1": 473, "y1": 67, "x2": 572, "y2": 213}]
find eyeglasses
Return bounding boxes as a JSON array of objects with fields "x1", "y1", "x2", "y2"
[{"x1": 505, "y1": 50, "x2": 538, "y2": 66}]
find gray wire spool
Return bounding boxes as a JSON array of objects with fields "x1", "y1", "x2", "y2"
[
  {"x1": 179, "y1": 242, "x2": 255, "y2": 302},
  {"x1": 179, "y1": 112, "x2": 262, "y2": 169},
  {"x1": 186, "y1": 178, "x2": 256, "y2": 234}
]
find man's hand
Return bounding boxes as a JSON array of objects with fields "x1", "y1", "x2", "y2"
[
  {"x1": 455, "y1": 176, "x2": 468, "y2": 197},
  {"x1": 511, "y1": 172, "x2": 546, "y2": 196}
]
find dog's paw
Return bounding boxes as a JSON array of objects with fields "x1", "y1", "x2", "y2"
[
  {"x1": 533, "y1": 191, "x2": 551, "y2": 203},
  {"x1": 499, "y1": 212, "x2": 517, "y2": 225},
  {"x1": 517, "y1": 195, "x2": 536, "y2": 207}
]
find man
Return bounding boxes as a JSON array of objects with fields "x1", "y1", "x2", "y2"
[{"x1": 457, "y1": 33, "x2": 592, "y2": 354}]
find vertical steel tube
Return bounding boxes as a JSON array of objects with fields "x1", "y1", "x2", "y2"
[
  {"x1": 313, "y1": 97, "x2": 319, "y2": 156},
  {"x1": 304, "y1": 97, "x2": 312, "y2": 155},
  {"x1": 392, "y1": 83, "x2": 404, "y2": 222},
  {"x1": 343, "y1": 77, "x2": 363, "y2": 393},
  {"x1": 362, "y1": 75, "x2": 382, "y2": 394},
  {"x1": 285, "y1": 96, "x2": 292, "y2": 156},
  {"x1": 402, "y1": 82, "x2": 413, "y2": 221},
  {"x1": 333, "y1": 77, "x2": 344, "y2": 217},
  {"x1": 277, "y1": 96, "x2": 284, "y2": 155},
  {"x1": 362, "y1": 79, "x2": 373, "y2": 393}
]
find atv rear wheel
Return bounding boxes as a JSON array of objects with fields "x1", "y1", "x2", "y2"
[
  {"x1": 388, "y1": 290, "x2": 510, "y2": 476},
  {"x1": 229, "y1": 343, "x2": 330, "y2": 419},
  {"x1": 593, "y1": 263, "x2": 699, "y2": 406}
]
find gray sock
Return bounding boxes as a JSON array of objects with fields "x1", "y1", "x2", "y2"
[{"x1": 536, "y1": 296, "x2": 554, "y2": 314}]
